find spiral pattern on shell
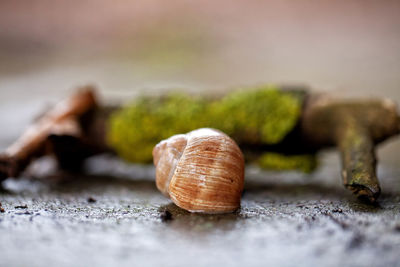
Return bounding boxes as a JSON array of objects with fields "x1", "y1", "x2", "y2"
[{"x1": 153, "y1": 128, "x2": 245, "y2": 214}]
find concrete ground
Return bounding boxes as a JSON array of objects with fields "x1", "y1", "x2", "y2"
[{"x1": 1, "y1": 149, "x2": 400, "y2": 267}]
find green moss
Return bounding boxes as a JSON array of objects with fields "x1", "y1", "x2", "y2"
[
  {"x1": 107, "y1": 85, "x2": 310, "y2": 170},
  {"x1": 107, "y1": 93, "x2": 208, "y2": 163},
  {"x1": 258, "y1": 153, "x2": 317, "y2": 173},
  {"x1": 208, "y1": 86, "x2": 302, "y2": 144}
]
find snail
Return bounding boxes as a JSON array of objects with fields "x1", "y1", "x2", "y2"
[{"x1": 152, "y1": 128, "x2": 245, "y2": 214}]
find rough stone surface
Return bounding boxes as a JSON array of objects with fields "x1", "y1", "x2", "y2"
[{"x1": 1, "y1": 152, "x2": 400, "y2": 267}]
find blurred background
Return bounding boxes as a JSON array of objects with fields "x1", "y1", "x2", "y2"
[{"x1": 1, "y1": 0, "x2": 400, "y2": 161}]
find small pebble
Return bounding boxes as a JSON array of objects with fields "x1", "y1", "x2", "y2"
[
  {"x1": 160, "y1": 210, "x2": 173, "y2": 222},
  {"x1": 87, "y1": 197, "x2": 97, "y2": 203},
  {"x1": 15, "y1": 205, "x2": 28, "y2": 209}
]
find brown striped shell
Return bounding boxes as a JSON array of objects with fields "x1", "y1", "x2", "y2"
[{"x1": 152, "y1": 128, "x2": 245, "y2": 214}]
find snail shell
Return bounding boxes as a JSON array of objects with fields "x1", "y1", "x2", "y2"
[{"x1": 153, "y1": 128, "x2": 245, "y2": 214}]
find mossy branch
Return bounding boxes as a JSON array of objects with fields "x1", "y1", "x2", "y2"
[
  {"x1": 2, "y1": 85, "x2": 399, "y2": 205},
  {"x1": 107, "y1": 86, "x2": 311, "y2": 168}
]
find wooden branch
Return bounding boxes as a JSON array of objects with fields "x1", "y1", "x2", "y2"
[
  {"x1": 337, "y1": 116, "x2": 380, "y2": 202},
  {"x1": 1, "y1": 86, "x2": 399, "y2": 205},
  {"x1": 0, "y1": 86, "x2": 97, "y2": 180},
  {"x1": 301, "y1": 95, "x2": 400, "y2": 202}
]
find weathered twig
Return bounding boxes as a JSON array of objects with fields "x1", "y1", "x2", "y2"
[
  {"x1": 301, "y1": 95, "x2": 400, "y2": 202},
  {"x1": 0, "y1": 86, "x2": 97, "y2": 180},
  {"x1": 338, "y1": 117, "x2": 379, "y2": 202}
]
